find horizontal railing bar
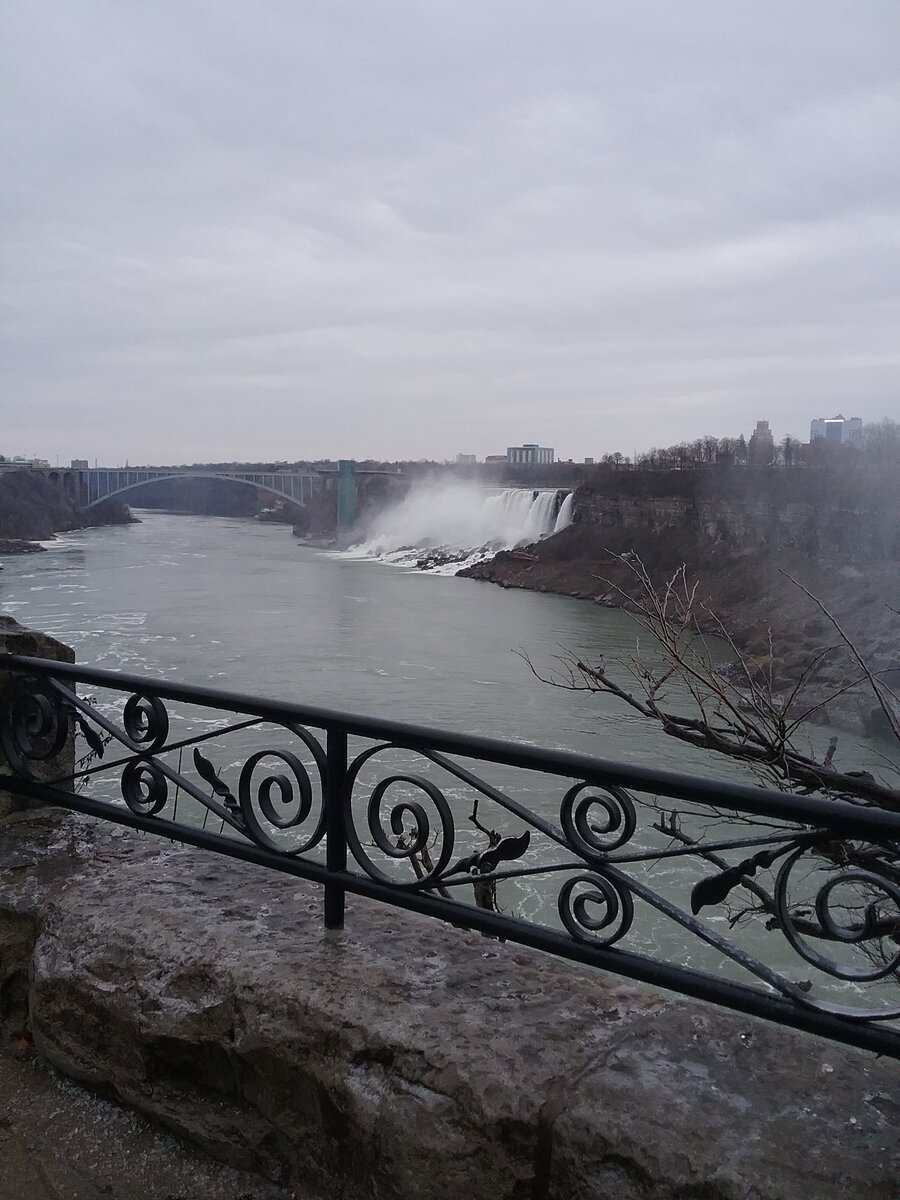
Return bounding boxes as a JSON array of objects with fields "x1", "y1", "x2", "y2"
[
  {"x1": 3, "y1": 653, "x2": 900, "y2": 837},
  {"x1": 49, "y1": 716, "x2": 266, "y2": 788},
  {"x1": 3, "y1": 773, "x2": 898, "y2": 1059}
]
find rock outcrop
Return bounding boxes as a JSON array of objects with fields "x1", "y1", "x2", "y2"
[
  {"x1": 0, "y1": 1029, "x2": 295, "y2": 1200},
  {"x1": 0, "y1": 811, "x2": 896, "y2": 1200},
  {"x1": 0, "y1": 469, "x2": 133, "y2": 552}
]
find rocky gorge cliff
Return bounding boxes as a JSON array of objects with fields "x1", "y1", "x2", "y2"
[
  {"x1": 0, "y1": 469, "x2": 132, "y2": 554},
  {"x1": 461, "y1": 465, "x2": 900, "y2": 739}
]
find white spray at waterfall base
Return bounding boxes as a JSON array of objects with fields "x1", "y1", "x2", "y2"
[{"x1": 344, "y1": 482, "x2": 573, "y2": 572}]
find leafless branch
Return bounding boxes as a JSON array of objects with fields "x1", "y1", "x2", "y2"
[
  {"x1": 520, "y1": 554, "x2": 900, "y2": 810},
  {"x1": 781, "y1": 571, "x2": 900, "y2": 743}
]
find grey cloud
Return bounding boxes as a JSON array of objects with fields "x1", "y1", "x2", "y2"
[{"x1": 2, "y1": 1, "x2": 898, "y2": 464}]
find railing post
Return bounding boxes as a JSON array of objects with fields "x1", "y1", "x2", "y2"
[
  {"x1": 0, "y1": 619, "x2": 76, "y2": 819},
  {"x1": 324, "y1": 729, "x2": 348, "y2": 930}
]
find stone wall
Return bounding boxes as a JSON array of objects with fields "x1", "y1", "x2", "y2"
[
  {"x1": 0, "y1": 616, "x2": 75, "y2": 819},
  {"x1": 0, "y1": 812, "x2": 896, "y2": 1200}
]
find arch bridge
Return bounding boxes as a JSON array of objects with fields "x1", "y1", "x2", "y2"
[{"x1": 47, "y1": 467, "x2": 321, "y2": 510}]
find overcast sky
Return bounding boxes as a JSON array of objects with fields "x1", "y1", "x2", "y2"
[{"x1": 2, "y1": 2, "x2": 898, "y2": 465}]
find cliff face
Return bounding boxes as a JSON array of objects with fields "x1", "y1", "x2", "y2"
[
  {"x1": 0, "y1": 469, "x2": 132, "y2": 550},
  {"x1": 571, "y1": 464, "x2": 899, "y2": 563},
  {"x1": 461, "y1": 467, "x2": 900, "y2": 738},
  {"x1": 572, "y1": 493, "x2": 898, "y2": 563}
]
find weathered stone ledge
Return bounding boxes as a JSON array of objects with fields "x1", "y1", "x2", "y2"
[
  {"x1": 0, "y1": 1031, "x2": 295, "y2": 1200},
  {"x1": 0, "y1": 811, "x2": 897, "y2": 1200}
]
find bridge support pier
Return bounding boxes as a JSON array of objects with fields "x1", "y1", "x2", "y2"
[{"x1": 336, "y1": 460, "x2": 356, "y2": 529}]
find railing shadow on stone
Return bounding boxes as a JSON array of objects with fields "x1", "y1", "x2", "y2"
[{"x1": 1, "y1": 651, "x2": 898, "y2": 1059}]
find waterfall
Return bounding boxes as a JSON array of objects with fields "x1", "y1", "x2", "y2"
[
  {"x1": 344, "y1": 483, "x2": 569, "y2": 572},
  {"x1": 553, "y1": 492, "x2": 574, "y2": 533}
]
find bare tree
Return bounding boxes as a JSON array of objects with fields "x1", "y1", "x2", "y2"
[
  {"x1": 521, "y1": 555, "x2": 900, "y2": 956},
  {"x1": 780, "y1": 436, "x2": 799, "y2": 467},
  {"x1": 525, "y1": 555, "x2": 899, "y2": 806}
]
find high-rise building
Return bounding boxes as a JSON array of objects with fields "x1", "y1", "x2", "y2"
[
  {"x1": 506, "y1": 444, "x2": 555, "y2": 466},
  {"x1": 748, "y1": 420, "x2": 775, "y2": 465},
  {"x1": 455, "y1": 453, "x2": 477, "y2": 465},
  {"x1": 810, "y1": 415, "x2": 863, "y2": 446}
]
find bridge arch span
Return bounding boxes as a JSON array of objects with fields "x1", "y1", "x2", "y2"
[{"x1": 83, "y1": 471, "x2": 312, "y2": 510}]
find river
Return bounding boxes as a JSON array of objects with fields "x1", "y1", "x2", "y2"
[
  {"x1": 1, "y1": 510, "x2": 896, "y2": 1010},
  {"x1": 2, "y1": 508, "x2": 712, "y2": 763},
  {"x1": 0, "y1": 508, "x2": 882, "y2": 772}
]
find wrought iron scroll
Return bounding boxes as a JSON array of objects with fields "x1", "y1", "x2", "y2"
[
  {"x1": 340, "y1": 742, "x2": 900, "y2": 1022},
  {"x1": 0, "y1": 673, "x2": 327, "y2": 856},
  {"x1": 1, "y1": 655, "x2": 898, "y2": 1057}
]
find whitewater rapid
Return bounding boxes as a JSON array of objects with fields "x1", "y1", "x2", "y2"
[{"x1": 344, "y1": 483, "x2": 574, "y2": 573}]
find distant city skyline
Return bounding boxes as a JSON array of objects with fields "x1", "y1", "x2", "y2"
[
  {"x1": 2, "y1": 3, "x2": 898, "y2": 464},
  {"x1": 1, "y1": 407, "x2": 895, "y2": 471}
]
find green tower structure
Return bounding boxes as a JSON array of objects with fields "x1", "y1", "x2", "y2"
[{"x1": 336, "y1": 459, "x2": 357, "y2": 529}]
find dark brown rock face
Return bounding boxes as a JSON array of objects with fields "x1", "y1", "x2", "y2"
[{"x1": 0, "y1": 813, "x2": 896, "y2": 1200}]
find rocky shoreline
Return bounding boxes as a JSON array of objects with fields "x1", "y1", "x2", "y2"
[
  {"x1": 0, "y1": 537, "x2": 47, "y2": 556},
  {"x1": 0, "y1": 517, "x2": 139, "y2": 558},
  {"x1": 0, "y1": 469, "x2": 135, "y2": 556}
]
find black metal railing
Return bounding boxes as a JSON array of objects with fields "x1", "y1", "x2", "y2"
[{"x1": 1, "y1": 652, "x2": 899, "y2": 1058}]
